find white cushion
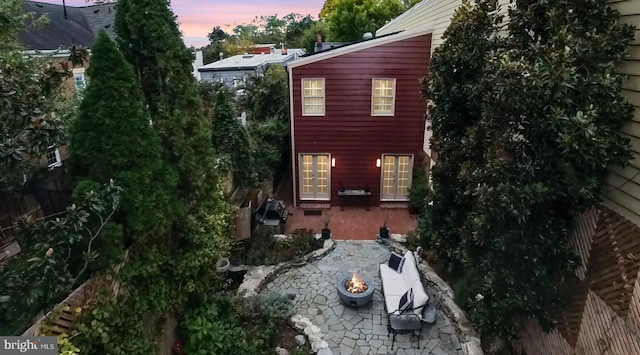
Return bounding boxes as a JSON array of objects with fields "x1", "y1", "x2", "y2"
[
  {"x1": 385, "y1": 294, "x2": 402, "y2": 314},
  {"x1": 401, "y1": 253, "x2": 421, "y2": 287},
  {"x1": 380, "y1": 264, "x2": 408, "y2": 297},
  {"x1": 411, "y1": 280, "x2": 429, "y2": 316}
]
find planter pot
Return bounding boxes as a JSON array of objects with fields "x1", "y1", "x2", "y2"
[
  {"x1": 215, "y1": 258, "x2": 230, "y2": 273},
  {"x1": 321, "y1": 228, "x2": 331, "y2": 240},
  {"x1": 379, "y1": 227, "x2": 390, "y2": 239}
]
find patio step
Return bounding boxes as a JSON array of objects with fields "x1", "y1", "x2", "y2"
[
  {"x1": 299, "y1": 203, "x2": 331, "y2": 210},
  {"x1": 380, "y1": 203, "x2": 409, "y2": 209}
]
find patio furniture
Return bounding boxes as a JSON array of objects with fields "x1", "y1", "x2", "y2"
[
  {"x1": 379, "y1": 250, "x2": 430, "y2": 350},
  {"x1": 338, "y1": 188, "x2": 372, "y2": 210}
]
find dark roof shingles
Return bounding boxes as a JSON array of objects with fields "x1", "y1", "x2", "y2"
[{"x1": 19, "y1": 1, "x2": 115, "y2": 50}]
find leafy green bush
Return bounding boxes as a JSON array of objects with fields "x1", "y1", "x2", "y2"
[
  {"x1": 408, "y1": 164, "x2": 430, "y2": 214},
  {"x1": 179, "y1": 293, "x2": 293, "y2": 355},
  {"x1": 231, "y1": 228, "x2": 323, "y2": 265}
]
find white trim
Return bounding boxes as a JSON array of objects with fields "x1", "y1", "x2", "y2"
[
  {"x1": 288, "y1": 27, "x2": 433, "y2": 69},
  {"x1": 289, "y1": 66, "x2": 298, "y2": 207},
  {"x1": 298, "y1": 153, "x2": 331, "y2": 201},
  {"x1": 379, "y1": 154, "x2": 413, "y2": 201},
  {"x1": 376, "y1": 0, "x2": 434, "y2": 35},
  {"x1": 371, "y1": 78, "x2": 396, "y2": 116},
  {"x1": 301, "y1": 78, "x2": 325, "y2": 116}
]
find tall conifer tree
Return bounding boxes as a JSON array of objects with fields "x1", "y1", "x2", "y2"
[{"x1": 69, "y1": 30, "x2": 175, "y2": 237}]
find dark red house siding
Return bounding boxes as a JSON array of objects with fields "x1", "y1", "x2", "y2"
[{"x1": 291, "y1": 33, "x2": 431, "y2": 207}]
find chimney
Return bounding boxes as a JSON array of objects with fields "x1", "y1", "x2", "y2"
[{"x1": 315, "y1": 34, "x2": 323, "y2": 51}]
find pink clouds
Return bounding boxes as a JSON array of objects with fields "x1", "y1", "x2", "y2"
[{"x1": 34, "y1": 0, "x2": 325, "y2": 45}]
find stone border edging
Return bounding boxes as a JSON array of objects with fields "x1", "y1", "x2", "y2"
[
  {"x1": 237, "y1": 238, "x2": 337, "y2": 298},
  {"x1": 382, "y1": 238, "x2": 484, "y2": 355}
]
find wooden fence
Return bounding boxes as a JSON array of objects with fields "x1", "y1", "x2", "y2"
[
  {"x1": 514, "y1": 207, "x2": 640, "y2": 354},
  {"x1": 22, "y1": 249, "x2": 130, "y2": 337}
]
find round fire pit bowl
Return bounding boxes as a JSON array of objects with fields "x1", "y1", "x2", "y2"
[{"x1": 336, "y1": 273, "x2": 375, "y2": 308}]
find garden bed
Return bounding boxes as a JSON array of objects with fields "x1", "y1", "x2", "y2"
[{"x1": 230, "y1": 228, "x2": 324, "y2": 266}]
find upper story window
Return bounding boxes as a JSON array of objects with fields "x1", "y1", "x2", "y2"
[
  {"x1": 46, "y1": 145, "x2": 62, "y2": 169},
  {"x1": 73, "y1": 68, "x2": 87, "y2": 97},
  {"x1": 302, "y1": 78, "x2": 325, "y2": 116},
  {"x1": 372, "y1": 78, "x2": 396, "y2": 116}
]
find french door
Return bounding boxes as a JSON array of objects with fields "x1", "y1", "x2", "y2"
[
  {"x1": 381, "y1": 155, "x2": 412, "y2": 200},
  {"x1": 299, "y1": 154, "x2": 330, "y2": 200}
]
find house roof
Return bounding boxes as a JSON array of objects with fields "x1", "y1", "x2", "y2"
[
  {"x1": 19, "y1": 1, "x2": 116, "y2": 50},
  {"x1": 287, "y1": 28, "x2": 432, "y2": 69},
  {"x1": 376, "y1": 0, "x2": 433, "y2": 36},
  {"x1": 198, "y1": 49, "x2": 305, "y2": 72}
]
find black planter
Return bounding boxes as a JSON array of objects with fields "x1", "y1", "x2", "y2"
[
  {"x1": 321, "y1": 228, "x2": 331, "y2": 239},
  {"x1": 379, "y1": 227, "x2": 389, "y2": 239}
]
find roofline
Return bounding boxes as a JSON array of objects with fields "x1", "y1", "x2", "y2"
[
  {"x1": 22, "y1": 49, "x2": 91, "y2": 58},
  {"x1": 287, "y1": 27, "x2": 433, "y2": 69},
  {"x1": 29, "y1": 0, "x2": 115, "y2": 9},
  {"x1": 198, "y1": 66, "x2": 259, "y2": 72},
  {"x1": 376, "y1": 0, "x2": 433, "y2": 35}
]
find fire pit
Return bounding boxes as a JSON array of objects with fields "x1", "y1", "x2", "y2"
[{"x1": 337, "y1": 272, "x2": 374, "y2": 307}]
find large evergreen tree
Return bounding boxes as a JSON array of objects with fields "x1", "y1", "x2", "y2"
[
  {"x1": 115, "y1": 0, "x2": 219, "y2": 214},
  {"x1": 68, "y1": 31, "x2": 175, "y2": 237},
  {"x1": 422, "y1": 0, "x2": 634, "y2": 340}
]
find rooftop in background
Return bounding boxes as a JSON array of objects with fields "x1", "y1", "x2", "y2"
[
  {"x1": 307, "y1": 32, "x2": 402, "y2": 57},
  {"x1": 19, "y1": 1, "x2": 116, "y2": 50},
  {"x1": 198, "y1": 48, "x2": 305, "y2": 72}
]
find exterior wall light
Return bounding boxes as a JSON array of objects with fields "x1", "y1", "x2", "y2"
[
  {"x1": 331, "y1": 158, "x2": 336, "y2": 167},
  {"x1": 376, "y1": 159, "x2": 381, "y2": 168}
]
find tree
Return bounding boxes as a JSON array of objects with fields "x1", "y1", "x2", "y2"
[
  {"x1": 211, "y1": 92, "x2": 253, "y2": 186},
  {"x1": 422, "y1": 0, "x2": 634, "y2": 341},
  {"x1": 284, "y1": 13, "x2": 315, "y2": 47},
  {"x1": 207, "y1": 25, "x2": 228, "y2": 43},
  {"x1": 0, "y1": 0, "x2": 72, "y2": 191},
  {"x1": 115, "y1": 0, "x2": 220, "y2": 215},
  {"x1": 297, "y1": 21, "x2": 328, "y2": 54},
  {"x1": 326, "y1": 0, "x2": 405, "y2": 42},
  {"x1": 68, "y1": 30, "x2": 175, "y2": 237},
  {"x1": 238, "y1": 65, "x2": 289, "y2": 122}
]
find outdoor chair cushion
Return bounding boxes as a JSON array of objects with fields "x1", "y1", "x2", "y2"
[
  {"x1": 388, "y1": 252, "x2": 405, "y2": 273},
  {"x1": 398, "y1": 288, "x2": 414, "y2": 313}
]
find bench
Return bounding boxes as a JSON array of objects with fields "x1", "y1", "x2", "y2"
[
  {"x1": 337, "y1": 188, "x2": 372, "y2": 210},
  {"x1": 379, "y1": 250, "x2": 432, "y2": 349}
]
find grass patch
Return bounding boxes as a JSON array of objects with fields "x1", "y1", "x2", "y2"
[{"x1": 230, "y1": 228, "x2": 324, "y2": 266}]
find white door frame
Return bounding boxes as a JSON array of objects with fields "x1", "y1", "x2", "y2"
[
  {"x1": 380, "y1": 154, "x2": 413, "y2": 201},
  {"x1": 298, "y1": 153, "x2": 331, "y2": 200}
]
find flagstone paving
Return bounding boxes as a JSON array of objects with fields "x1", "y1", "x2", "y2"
[{"x1": 262, "y1": 240, "x2": 463, "y2": 355}]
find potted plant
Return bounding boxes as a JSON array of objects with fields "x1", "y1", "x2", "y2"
[
  {"x1": 379, "y1": 213, "x2": 390, "y2": 239},
  {"x1": 216, "y1": 257, "x2": 230, "y2": 273},
  {"x1": 321, "y1": 211, "x2": 332, "y2": 239}
]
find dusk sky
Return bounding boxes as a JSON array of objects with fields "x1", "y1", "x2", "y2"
[{"x1": 37, "y1": 0, "x2": 326, "y2": 47}]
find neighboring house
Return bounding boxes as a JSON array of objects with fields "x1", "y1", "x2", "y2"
[
  {"x1": 287, "y1": 29, "x2": 431, "y2": 208},
  {"x1": 378, "y1": 1, "x2": 640, "y2": 354},
  {"x1": 198, "y1": 48, "x2": 304, "y2": 88},
  {"x1": 20, "y1": 1, "x2": 117, "y2": 95}
]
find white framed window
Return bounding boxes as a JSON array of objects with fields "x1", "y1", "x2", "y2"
[
  {"x1": 302, "y1": 78, "x2": 325, "y2": 116},
  {"x1": 72, "y1": 68, "x2": 87, "y2": 96},
  {"x1": 299, "y1": 154, "x2": 330, "y2": 200},
  {"x1": 380, "y1": 154, "x2": 412, "y2": 201},
  {"x1": 46, "y1": 145, "x2": 62, "y2": 169},
  {"x1": 371, "y1": 78, "x2": 396, "y2": 116}
]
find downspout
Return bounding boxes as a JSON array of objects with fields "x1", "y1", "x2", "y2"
[{"x1": 288, "y1": 65, "x2": 297, "y2": 207}]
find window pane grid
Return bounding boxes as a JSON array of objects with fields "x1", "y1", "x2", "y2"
[
  {"x1": 303, "y1": 79, "x2": 324, "y2": 115},
  {"x1": 372, "y1": 79, "x2": 395, "y2": 114}
]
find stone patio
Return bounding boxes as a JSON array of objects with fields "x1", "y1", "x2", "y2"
[{"x1": 262, "y1": 240, "x2": 463, "y2": 355}]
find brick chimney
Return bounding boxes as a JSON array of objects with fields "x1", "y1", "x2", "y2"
[{"x1": 315, "y1": 34, "x2": 323, "y2": 52}]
